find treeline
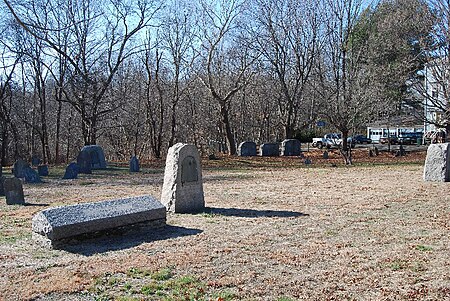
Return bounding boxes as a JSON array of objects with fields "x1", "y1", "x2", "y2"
[{"x1": 0, "y1": 0, "x2": 444, "y2": 165}]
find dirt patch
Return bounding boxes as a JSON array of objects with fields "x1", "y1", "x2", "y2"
[{"x1": 1, "y1": 150, "x2": 449, "y2": 300}]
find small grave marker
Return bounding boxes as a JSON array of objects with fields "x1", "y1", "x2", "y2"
[
  {"x1": 281, "y1": 139, "x2": 301, "y2": 156},
  {"x1": 130, "y1": 156, "x2": 140, "y2": 172},
  {"x1": 63, "y1": 163, "x2": 79, "y2": 179},
  {"x1": 161, "y1": 143, "x2": 205, "y2": 213},
  {"x1": 238, "y1": 141, "x2": 257, "y2": 156},
  {"x1": 4, "y1": 177, "x2": 25, "y2": 205}
]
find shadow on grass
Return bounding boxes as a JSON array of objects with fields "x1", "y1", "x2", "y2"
[
  {"x1": 24, "y1": 202, "x2": 49, "y2": 207},
  {"x1": 58, "y1": 225, "x2": 202, "y2": 256},
  {"x1": 203, "y1": 207, "x2": 308, "y2": 218}
]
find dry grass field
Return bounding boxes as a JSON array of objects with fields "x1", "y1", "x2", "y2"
[{"x1": 0, "y1": 149, "x2": 449, "y2": 300}]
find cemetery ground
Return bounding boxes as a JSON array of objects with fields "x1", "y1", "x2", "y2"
[{"x1": 0, "y1": 149, "x2": 449, "y2": 300}]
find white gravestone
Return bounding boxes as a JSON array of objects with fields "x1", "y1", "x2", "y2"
[
  {"x1": 423, "y1": 143, "x2": 450, "y2": 182},
  {"x1": 161, "y1": 143, "x2": 205, "y2": 213}
]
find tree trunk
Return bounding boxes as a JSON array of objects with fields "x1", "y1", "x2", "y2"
[
  {"x1": 220, "y1": 103, "x2": 237, "y2": 155},
  {"x1": 55, "y1": 100, "x2": 62, "y2": 163}
]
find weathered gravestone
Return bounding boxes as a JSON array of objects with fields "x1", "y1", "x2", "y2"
[
  {"x1": 31, "y1": 155, "x2": 41, "y2": 167},
  {"x1": 238, "y1": 141, "x2": 257, "y2": 157},
  {"x1": 3, "y1": 177, "x2": 25, "y2": 205},
  {"x1": 130, "y1": 156, "x2": 140, "y2": 172},
  {"x1": 281, "y1": 139, "x2": 301, "y2": 156},
  {"x1": 0, "y1": 176, "x2": 5, "y2": 196},
  {"x1": 38, "y1": 165, "x2": 49, "y2": 176},
  {"x1": 24, "y1": 167, "x2": 42, "y2": 183},
  {"x1": 78, "y1": 145, "x2": 107, "y2": 170},
  {"x1": 161, "y1": 143, "x2": 205, "y2": 213},
  {"x1": 259, "y1": 143, "x2": 280, "y2": 157},
  {"x1": 423, "y1": 143, "x2": 450, "y2": 182},
  {"x1": 62, "y1": 163, "x2": 79, "y2": 179},
  {"x1": 13, "y1": 159, "x2": 30, "y2": 178},
  {"x1": 32, "y1": 195, "x2": 166, "y2": 248},
  {"x1": 77, "y1": 150, "x2": 92, "y2": 174}
]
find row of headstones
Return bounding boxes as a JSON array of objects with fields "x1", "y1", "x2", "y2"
[
  {"x1": 29, "y1": 142, "x2": 450, "y2": 247},
  {"x1": 1, "y1": 145, "x2": 141, "y2": 205},
  {"x1": 238, "y1": 139, "x2": 301, "y2": 157}
]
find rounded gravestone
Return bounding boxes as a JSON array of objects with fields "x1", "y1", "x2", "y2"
[
  {"x1": 4, "y1": 177, "x2": 25, "y2": 205},
  {"x1": 63, "y1": 163, "x2": 79, "y2": 179},
  {"x1": 161, "y1": 143, "x2": 205, "y2": 213},
  {"x1": 259, "y1": 143, "x2": 280, "y2": 156},
  {"x1": 77, "y1": 150, "x2": 92, "y2": 174},
  {"x1": 238, "y1": 141, "x2": 257, "y2": 157},
  {"x1": 24, "y1": 167, "x2": 42, "y2": 183},
  {"x1": 130, "y1": 156, "x2": 140, "y2": 172},
  {"x1": 281, "y1": 139, "x2": 301, "y2": 156},
  {"x1": 13, "y1": 159, "x2": 30, "y2": 178},
  {"x1": 78, "y1": 145, "x2": 107, "y2": 170}
]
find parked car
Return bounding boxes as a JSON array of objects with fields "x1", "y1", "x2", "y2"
[
  {"x1": 398, "y1": 132, "x2": 423, "y2": 145},
  {"x1": 312, "y1": 133, "x2": 342, "y2": 149},
  {"x1": 380, "y1": 135, "x2": 398, "y2": 144},
  {"x1": 349, "y1": 134, "x2": 372, "y2": 144}
]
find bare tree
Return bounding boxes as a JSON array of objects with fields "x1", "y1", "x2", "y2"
[
  {"x1": 317, "y1": 0, "x2": 377, "y2": 164},
  {"x1": 199, "y1": 0, "x2": 256, "y2": 155},
  {"x1": 252, "y1": 0, "x2": 320, "y2": 139},
  {"x1": 4, "y1": 0, "x2": 162, "y2": 145},
  {"x1": 161, "y1": 0, "x2": 199, "y2": 147}
]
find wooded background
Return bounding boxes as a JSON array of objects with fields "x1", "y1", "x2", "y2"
[{"x1": 0, "y1": 0, "x2": 447, "y2": 164}]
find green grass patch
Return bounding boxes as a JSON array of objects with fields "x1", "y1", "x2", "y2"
[
  {"x1": 151, "y1": 267, "x2": 173, "y2": 281},
  {"x1": 415, "y1": 245, "x2": 433, "y2": 252}
]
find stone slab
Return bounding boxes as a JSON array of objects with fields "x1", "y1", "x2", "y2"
[
  {"x1": 78, "y1": 145, "x2": 107, "y2": 170},
  {"x1": 38, "y1": 165, "x2": 49, "y2": 176},
  {"x1": 24, "y1": 167, "x2": 42, "y2": 183},
  {"x1": 63, "y1": 163, "x2": 79, "y2": 179},
  {"x1": 423, "y1": 143, "x2": 450, "y2": 182},
  {"x1": 32, "y1": 195, "x2": 166, "y2": 245},
  {"x1": 0, "y1": 176, "x2": 5, "y2": 196},
  {"x1": 130, "y1": 156, "x2": 140, "y2": 172},
  {"x1": 4, "y1": 177, "x2": 25, "y2": 205},
  {"x1": 259, "y1": 143, "x2": 280, "y2": 156},
  {"x1": 238, "y1": 141, "x2": 257, "y2": 156},
  {"x1": 13, "y1": 159, "x2": 30, "y2": 178},
  {"x1": 281, "y1": 139, "x2": 301, "y2": 156},
  {"x1": 161, "y1": 143, "x2": 205, "y2": 213}
]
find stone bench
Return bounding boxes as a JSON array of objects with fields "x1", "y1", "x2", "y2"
[{"x1": 32, "y1": 195, "x2": 166, "y2": 247}]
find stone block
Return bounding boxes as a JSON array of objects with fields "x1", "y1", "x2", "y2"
[
  {"x1": 259, "y1": 143, "x2": 279, "y2": 156},
  {"x1": 13, "y1": 159, "x2": 30, "y2": 178},
  {"x1": 130, "y1": 156, "x2": 140, "y2": 172},
  {"x1": 423, "y1": 143, "x2": 450, "y2": 182},
  {"x1": 4, "y1": 177, "x2": 25, "y2": 205},
  {"x1": 77, "y1": 150, "x2": 92, "y2": 174},
  {"x1": 161, "y1": 143, "x2": 205, "y2": 213},
  {"x1": 32, "y1": 195, "x2": 166, "y2": 246},
  {"x1": 24, "y1": 167, "x2": 42, "y2": 183},
  {"x1": 63, "y1": 163, "x2": 79, "y2": 179},
  {"x1": 38, "y1": 165, "x2": 49, "y2": 176},
  {"x1": 281, "y1": 139, "x2": 301, "y2": 156},
  {"x1": 0, "y1": 176, "x2": 5, "y2": 196},
  {"x1": 78, "y1": 145, "x2": 107, "y2": 170},
  {"x1": 238, "y1": 141, "x2": 257, "y2": 156},
  {"x1": 31, "y1": 155, "x2": 41, "y2": 167}
]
